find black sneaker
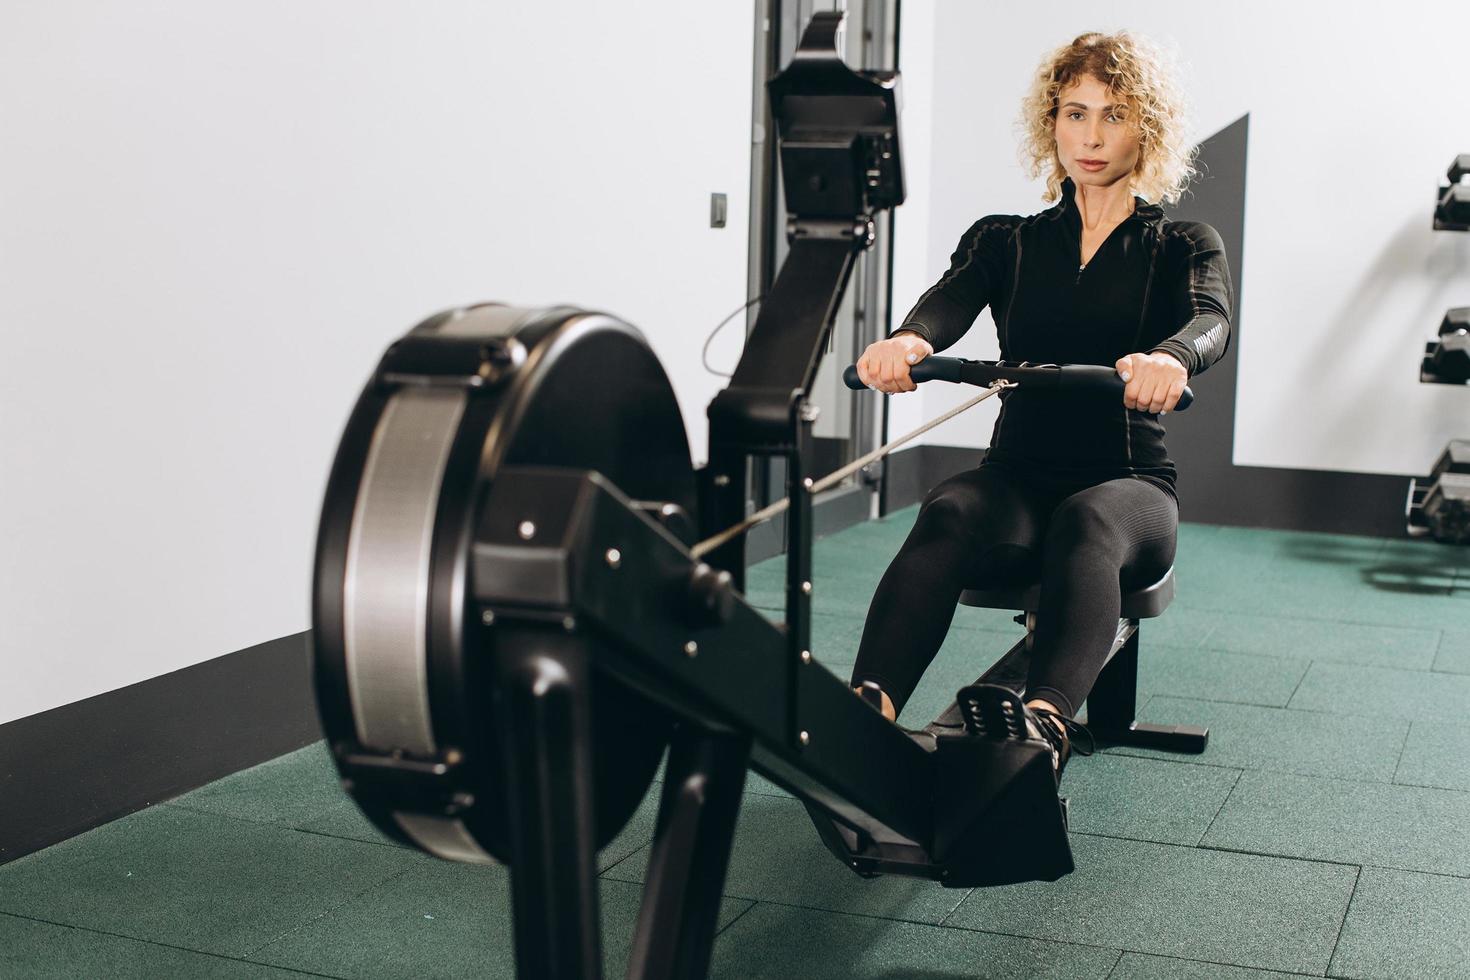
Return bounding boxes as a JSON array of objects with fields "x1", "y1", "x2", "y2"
[{"x1": 956, "y1": 683, "x2": 1094, "y2": 780}]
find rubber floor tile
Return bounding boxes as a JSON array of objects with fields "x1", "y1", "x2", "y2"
[
  {"x1": 807, "y1": 610, "x2": 872, "y2": 661},
  {"x1": 248, "y1": 859, "x2": 749, "y2": 979},
  {"x1": 1329, "y1": 867, "x2": 1470, "y2": 980},
  {"x1": 745, "y1": 552, "x2": 886, "y2": 619},
  {"x1": 1259, "y1": 528, "x2": 1386, "y2": 561},
  {"x1": 945, "y1": 833, "x2": 1354, "y2": 974},
  {"x1": 1433, "y1": 627, "x2": 1470, "y2": 673},
  {"x1": 0, "y1": 913, "x2": 316, "y2": 980},
  {"x1": 1136, "y1": 642, "x2": 1310, "y2": 707},
  {"x1": 1164, "y1": 579, "x2": 1281, "y2": 617},
  {"x1": 1378, "y1": 537, "x2": 1470, "y2": 571},
  {"x1": 1279, "y1": 534, "x2": 1393, "y2": 567},
  {"x1": 1287, "y1": 661, "x2": 1470, "y2": 722},
  {"x1": 1175, "y1": 521, "x2": 1223, "y2": 544},
  {"x1": 1134, "y1": 607, "x2": 1231, "y2": 649},
  {"x1": 602, "y1": 793, "x2": 967, "y2": 925},
  {"x1": 1293, "y1": 586, "x2": 1470, "y2": 632},
  {"x1": 828, "y1": 504, "x2": 918, "y2": 543},
  {"x1": 1195, "y1": 614, "x2": 1439, "y2": 670},
  {"x1": 1183, "y1": 524, "x2": 1280, "y2": 557},
  {"x1": 1259, "y1": 544, "x2": 1416, "y2": 589},
  {"x1": 1063, "y1": 754, "x2": 1241, "y2": 846},
  {"x1": 0, "y1": 804, "x2": 423, "y2": 958},
  {"x1": 810, "y1": 540, "x2": 911, "y2": 576},
  {"x1": 1111, "y1": 697, "x2": 1407, "y2": 782},
  {"x1": 1108, "y1": 951, "x2": 1321, "y2": 979},
  {"x1": 1201, "y1": 769, "x2": 1470, "y2": 876},
  {"x1": 707, "y1": 903, "x2": 1120, "y2": 980},
  {"x1": 1394, "y1": 719, "x2": 1470, "y2": 792},
  {"x1": 744, "y1": 587, "x2": 892, "y2": 622},
  {"x1": 810, "y1": 558, "x2": 885, "y2": 598},
  {"x1": 296, "y1": 799, "x2": 408, "y2": 850},
  {"x1": 1171, "y1": 579, "x2": 1469, "y2": 630},
  {"x1": 165, "y1": 740, "x2": 344, "y2": 827},
  {"x1": 595, "y1": 785, "x2": 664, "y2": 873},
  {"x1": 742, "y1": 768, "x2": 799, "y2": 800},
  {"x1": 802, "y1": 587, "x2": 888, "y2": 620},
  {"x1": 1339, "y1": 554, "x2": 1459, "y2": 594}
]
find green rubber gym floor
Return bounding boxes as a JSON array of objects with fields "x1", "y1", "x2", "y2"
[{"x1": 4, "y1": 510, "x2": 1469, "y2": 978}]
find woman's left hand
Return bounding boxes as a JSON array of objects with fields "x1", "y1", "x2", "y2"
[{"x1": 1115, "y1": 351, "x2": 1188, "y2": 414}]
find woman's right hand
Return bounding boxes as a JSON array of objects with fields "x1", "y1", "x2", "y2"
[{"x1": 855, "y1": 330, "x2": 935, "y2": 394}]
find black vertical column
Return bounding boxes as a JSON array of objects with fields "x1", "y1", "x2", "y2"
[
  {"x1": 786, "y1": 412, "x2": 816, "y2": 743},
  {"x1": 494, "y1": 629, "x2": 603, "y2": 980},
  {"x1": 627, "y1": 726, "x2": 751, "y2": 980}
]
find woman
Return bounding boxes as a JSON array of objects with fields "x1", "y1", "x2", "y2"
[{"x1": 850, "y1": 31, "x2": 1232, "y2": 781}]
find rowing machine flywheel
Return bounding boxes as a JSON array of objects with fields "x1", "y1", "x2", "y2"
[{"x1": 312, "y1": 303, "x2": 694, "y2": 864}]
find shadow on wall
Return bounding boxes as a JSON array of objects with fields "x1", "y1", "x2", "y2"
[{"x1": 1304, "y1": 212, "x2": 1470, "y2": 455}]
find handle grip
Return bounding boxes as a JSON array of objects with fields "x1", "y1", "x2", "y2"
[
  {"x1": 842, "y1": 359, "x2": 961, "y2": 387},
  {"x1": 842, "y1": 356, "x2": 1194, "y2": 411}
]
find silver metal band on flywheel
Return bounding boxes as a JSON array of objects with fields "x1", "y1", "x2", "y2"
[{"x1": 339, "y1": 303, "x2": 538, "y2": 863}]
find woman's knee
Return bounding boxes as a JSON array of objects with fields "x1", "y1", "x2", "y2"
[
  {"x1": 915, "y1": 480, "x2": 980, "y2": 536},
  {"x1": 917, "y1": 485, "x2": 1025, "y2": 551},
  {"x1": 1046, "y1": 487, "x2": 1177, "y2": 573},
  {"x1": 1048, "y1": 495, "x2": 1119, "y2": 546}
]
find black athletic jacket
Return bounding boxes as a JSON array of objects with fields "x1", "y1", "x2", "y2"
[{"x1": 893, "y1": 177, "x2": 1233, "y2": 497}]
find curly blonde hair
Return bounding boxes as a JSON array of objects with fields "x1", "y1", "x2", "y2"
[{"x1": 1018, "y1": 31, "x2": 1197, "y2": 206}]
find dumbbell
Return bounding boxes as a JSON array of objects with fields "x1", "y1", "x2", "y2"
[
  {"x1": 1423, "y1": 308, "x2": 1470, "y2": 383},
  {"x1": 1422, "y1": 441, "x2": 1470, "y2": 544},
  {"x1": 1435, "y1": 155, "x2": 1470, "y2": 230}
]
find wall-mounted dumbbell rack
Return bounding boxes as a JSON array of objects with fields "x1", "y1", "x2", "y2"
[{"x1": 1406, "y1": 155, "x2": 1470, "y2": 543}]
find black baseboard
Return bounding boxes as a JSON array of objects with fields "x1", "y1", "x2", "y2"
[{"x1": 0, "y1": 632, "x2": 321, "y2": 865}]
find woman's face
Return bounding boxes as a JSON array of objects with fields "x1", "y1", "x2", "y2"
[{"x1": 1053, "y1": 74, "x2": 1141, "y2": 193}]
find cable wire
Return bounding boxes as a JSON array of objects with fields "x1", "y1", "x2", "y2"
[
  {"x1": 702, "y1": 295, "x2": 764, "y2": 378},
  {"x1": 690, "y1": 380, "x2": 1015, "y2": 560}
]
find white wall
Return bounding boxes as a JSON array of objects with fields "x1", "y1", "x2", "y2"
[
  {"x1": 0, "y1": 1, "x2": 755, "y2": 725},
  {"x1": 883, "y1": 1, "x2": 937, "y2": 447},
  {"x1": 896, "y1": 1, "x2": 1470, "y2": 476}
]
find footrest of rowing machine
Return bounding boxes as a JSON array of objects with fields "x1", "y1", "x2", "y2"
[
  {"x1": 1091, "y1": 721, "x2": 1208, "y2": 753},
  {"x1": 804, "y1": 735, "x2": 1073, "y2": 888}
]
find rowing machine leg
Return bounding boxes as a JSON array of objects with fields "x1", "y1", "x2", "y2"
[
  {"x1": 494, "y1": 632, "x2": 603, "y2": 979},
  {"x1": 1086, "y1": 628, "x2": 1208, "y2": 753},
  {"x1": 628, "y1": 725, "x2": 750, "y2": 980}
]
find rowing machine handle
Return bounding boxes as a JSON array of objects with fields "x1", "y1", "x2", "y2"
[{"x1": 842, "y1": 356, "x2": 1194, "y2": 411}]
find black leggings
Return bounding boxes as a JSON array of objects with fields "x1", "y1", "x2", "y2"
[{"x1": 849, "y1": 462, "x2": 1178, "y2": 719}]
